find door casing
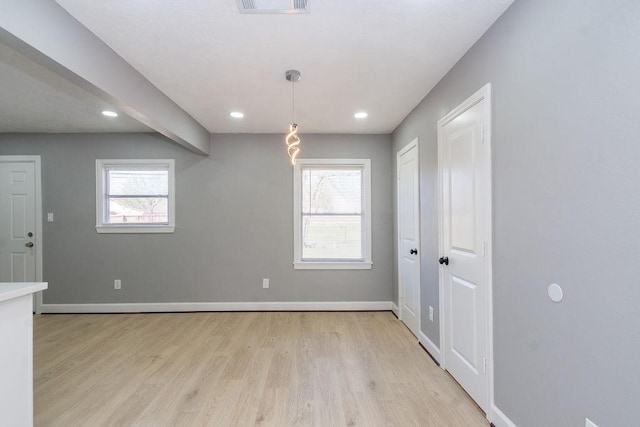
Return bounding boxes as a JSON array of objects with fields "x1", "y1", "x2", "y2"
[
  {"x1": 437, "y1": 84, "x2": 494, "y2": 418},
  {"x1": 0, "y1": 155, "x2": 43, "y2": 313}
]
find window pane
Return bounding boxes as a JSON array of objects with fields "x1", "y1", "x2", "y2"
[
  {"x1": 302, "y1": 215, "x2": 362, "y2": 260},
  {"x1": 107, "y1": 169, "x2": 168, "y2": 196},
  {"x1": 301, "y1": 168, "x2": 362, "y2": 214},
  {"x1": 106, "y1": 197, "x2": 168, "y2": 224}
]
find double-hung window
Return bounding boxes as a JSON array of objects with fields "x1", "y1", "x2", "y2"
[
  {"x1": 293, "y1": 159, "x2": 372, "y2": 269},
  {"x1": 96, "y1": 159, "x2": 175, "y2": 233}
]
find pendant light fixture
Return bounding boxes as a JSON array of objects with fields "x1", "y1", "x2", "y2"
[{"x1": 285, "y1": 69, "x2": 302, "y2": 165}]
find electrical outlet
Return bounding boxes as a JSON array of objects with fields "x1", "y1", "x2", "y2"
[
  {"x1": 429, "y1": 306, "x2": 434, "y2": 322},
  {"x1": 262, "y1": 278, "x2": 269, "y2": 289},
  {"x1": 47, "y1": 213, "x2": 54, "y2": 222},
  {"x1": 585, "y1": 418, "x2": 598, "y2": 427},
  {"x1": 114, "y1": 279, "x2": 121, "y2": 290}
]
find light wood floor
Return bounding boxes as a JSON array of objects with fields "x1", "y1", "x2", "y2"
[{"x1": 34, "y1": 311, "x2": 487, "y2": 426}]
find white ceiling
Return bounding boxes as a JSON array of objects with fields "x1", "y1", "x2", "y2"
[
  {"x1": 53, "y1": 0, "x2": 514, "y2": 134},
  {"x1": 0, "y1": 42, "x2": 149, "y2": 133}
]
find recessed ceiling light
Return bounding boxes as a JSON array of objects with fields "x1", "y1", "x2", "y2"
[
  {"x1": 354, "y1": 112, "x2": 368, "y2": 119},
  {"x1": 230, "y1": 111, "x2": 244, "y2": 118},
  {"x1": 102, "y1": 110, "x2": 118, "y2": 118}
]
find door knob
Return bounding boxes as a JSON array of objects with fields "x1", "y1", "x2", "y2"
[
  {"x1": 438, "y1": 256, "x2": 449, "y2": 265},
  {"x1": 410, "y1": 248, "x2": 418, "y2": 255},
  {"x1": 25, "y1": 242, "x2": 34, "y2": 248}
]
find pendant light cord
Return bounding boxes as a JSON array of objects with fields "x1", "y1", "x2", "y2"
[{"x1": 291, "y1": 79, "x2": 296, "y2": 123}]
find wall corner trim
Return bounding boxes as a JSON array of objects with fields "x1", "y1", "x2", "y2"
[
  {"x1": 39, "y1": 301, "x2": 394, "y2": 314},
  {"x1": 490, "y1": 404, "x2": 517, "y2": 427},
  {"x1": 391, "y1": 302, "x2": 399, "y2": 317},
  {"x1": 418, "y1": 330, "x2": 442, "y2": 364}
]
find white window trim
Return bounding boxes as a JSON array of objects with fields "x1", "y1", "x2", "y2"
[
  {"x1": 95, "y1": 159, "x2": 175, "y2": 234},
  {"x1": 293, "y1": 158, "x2": 372, "y2": 270}
]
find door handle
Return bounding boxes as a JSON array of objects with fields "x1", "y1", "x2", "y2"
[
  {"x1": 25, "y1": 242, "x2": 34, "y2": 248},
  {"x1": 410, "y1": 248, "x2": 418, "y2": 255},
  {"x1": 438, "y1": 256, "x2": 449, "y2": 265}
]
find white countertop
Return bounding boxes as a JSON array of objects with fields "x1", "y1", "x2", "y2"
[{"x1": 0, "y1": 282, "x2": 47, "y2": 303}]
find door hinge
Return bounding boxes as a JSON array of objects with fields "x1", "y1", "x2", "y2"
[
  {"x1": 480, "y1": 125, "x2": 485, "y2": 143},
  {"x1": 483, "y1": 357, "x2": 487, "y2": 374},
  {"x1": 482, "y1": 242, "x2": 486, "y2": 257}
]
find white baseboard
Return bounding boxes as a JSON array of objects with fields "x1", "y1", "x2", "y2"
[
  {"x1": 491, "y1": 404, "x2": 517, "y2": 427},
  {"x1": 40, "y1": 300, "x2": 394, "y2": 314},
  {"x1": 391, "y1": 302, "x2": 399, "y2": 317},
  {"x1": 418, "y1": 330, "x2": 442, "y2": 364}
]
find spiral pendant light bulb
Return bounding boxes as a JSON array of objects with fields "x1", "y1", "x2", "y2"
[{"x1": 286, "y1": 123, "x2": 300, "y2": 165}]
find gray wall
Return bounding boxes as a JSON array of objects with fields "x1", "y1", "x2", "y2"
[
  {"x1": 0, "y1": 132, "x2": 393, "y2": 304},
  {"x1": 392, "y1": 0, "x2": 640, "y2": 425}
]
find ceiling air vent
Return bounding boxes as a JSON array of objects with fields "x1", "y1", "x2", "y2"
[{"x1": 237, "y1": 0, "x2": 309, "y2": 14}]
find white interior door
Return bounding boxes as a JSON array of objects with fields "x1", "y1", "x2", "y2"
[
  {"x1": 0, "y1": 160, "x2": 37, "y2": 283},
  {"x1": 438, "y1": 85, "x2": 492, "y2": 412},
  {"x1": 397, "y1": 139, "x2": 420, "y2": 337}
]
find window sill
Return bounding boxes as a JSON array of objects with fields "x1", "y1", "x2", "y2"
[
  {"x1": 293, "y1": 261, "x2": 372, "y2": 270},
  {"x1": 96, "y1": 225, "x2": 175, "y2": 234}
]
